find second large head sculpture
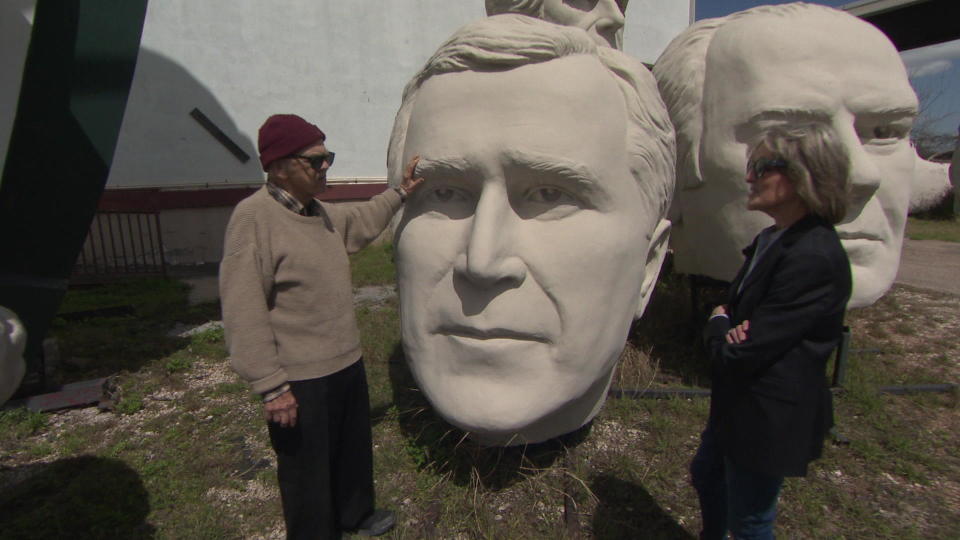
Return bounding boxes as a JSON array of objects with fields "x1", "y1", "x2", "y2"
[
  {"x1": 387, "y1": 14, "x2": 675, "y2": 445},
  {"x1": 485, "y1": 0, "x2": 628, "y2": 49},
  {"x1": 653, "y1": 2, "x2": 927, "y2": 309}
]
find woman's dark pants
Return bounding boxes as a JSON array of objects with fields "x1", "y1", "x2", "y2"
[{"x1": 690, "y1": 423, "x2": 783, "y2": 540}]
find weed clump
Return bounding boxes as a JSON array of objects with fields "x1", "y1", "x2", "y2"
[{"x1": 0, "y1": 408, "x2": 47, "y2": 439}]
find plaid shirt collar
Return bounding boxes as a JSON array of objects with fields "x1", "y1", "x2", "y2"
[{"x1": 266, "y1": 181, "x2": 321, "y2": 217}]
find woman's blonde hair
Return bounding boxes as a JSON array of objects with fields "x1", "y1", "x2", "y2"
[{"x1": 756, "y1": 124, "x2": 851, "y2": 224}]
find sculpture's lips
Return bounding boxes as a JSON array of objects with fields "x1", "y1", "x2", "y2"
[
  {"x1": 837, "y1": 230, "x2": 882, "y2": 242},
  {"x1": 436, "y1": 324, "x2": 550, "y2": 343}
]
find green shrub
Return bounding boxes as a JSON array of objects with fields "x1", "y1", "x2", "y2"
[
  {"x1": 116, "y1": 390, "x2": 144, "y2": 415},
  {"x1": 165, "y1": 354, "x2": 194, "y2": 374},
  {"x1": 190, "y1": 326, "x2": 224, "y2": 346},
  {"x1": 0, "y1": 408, "x2": 48, "y2": 439}
]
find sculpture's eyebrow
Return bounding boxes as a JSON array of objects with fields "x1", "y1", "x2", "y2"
[
  {"x1": 414, "y1": 156, "x2": 473, "y2": 176},
  {"x1": 745, "y1": 108, "x2": 833, "y2": 124},
  {"x1": 502, "y1": 149, "x2": 609, "y2": 201},
  {"x1": 858, "y1": 106, "x2": 918, "y2": 118}
]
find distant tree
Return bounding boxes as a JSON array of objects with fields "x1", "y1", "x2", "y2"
[{"x1": 909, "y1": 71, "x2": 959, "y2": 159}]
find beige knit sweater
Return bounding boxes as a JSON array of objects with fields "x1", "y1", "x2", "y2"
[{"x1": 219, "y1": 186, "x2": 402, "y2": 394}]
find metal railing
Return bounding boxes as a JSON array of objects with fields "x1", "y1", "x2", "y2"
[{"x1": 72, "y1": 211, "x2": 166, "y2": 283}]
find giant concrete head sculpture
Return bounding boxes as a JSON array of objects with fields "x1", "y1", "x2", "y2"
[
  {"x1": 653, "y1": 3, "x2": 922, "y2": 308},
  {"x1": 952, "y1": 132, "x2": 960, "y2": 214},
  {"x1": 485, "y1": 0, "x2": 628, "y2": 49},
  {"x1": 387, "y1": 14, "x2": 674, "y2": 445}
]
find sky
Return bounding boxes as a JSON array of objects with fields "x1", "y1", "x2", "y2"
[{"x1": 694, "y1": 0, "x2": 960, "y2": 145}]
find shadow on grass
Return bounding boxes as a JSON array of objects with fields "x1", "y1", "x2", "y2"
[
  {"x1": 591, "y1": 474, "x2": 695, "y2": 540},
  {"x1": 626, "y1": 262, "x2": 729, "y2": 389},
  {"x1": 50, "y1": 279, "x2": 223, "y2": 385},
  {"x1": 386, "y1": 343, "x2": 592, "y2": 491},
  {"x1": 0, "y1": 456, "x2": 154, "y2": 539}
]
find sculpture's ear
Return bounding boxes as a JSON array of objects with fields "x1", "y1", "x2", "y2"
[
  {"x1": 909, "y1": 149, "x2": 951, "y2": 212},
  {"x1": 688, "y1": 137, "x2": 703, "y2": 188},
  {"x1": 636, "y1": 218, "x2": 671, "y2": 318}
]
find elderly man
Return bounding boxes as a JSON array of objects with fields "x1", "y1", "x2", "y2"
[
  {"x1": 220, "y1": 114, "x2": 422, "y2": 539},
  {"x1": 386, "y1": 14, "x2": 674, "y2": 445},
  {"x1": 653, "y1": 3, "x2": 928, "y2": 308}
]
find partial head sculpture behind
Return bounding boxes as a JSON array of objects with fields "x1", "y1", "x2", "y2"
[
  {"x1": 952, "y1": 129, "x2": 960, "y2": 215},
  {"x1": 485, "y1": 0, "x2": 627, "y2": 49},
  {"x1": 653, "y1": 3, "x2": 919, "y2": 308},
  {"x1": 387, "y1": 14, "x2": 674, "y2": 445},
  {"x1": 910, "y1": 148, "x2": 951, "y2": 213},
  {"x1": 0, "y1": 306, "x2": 27, "y2": 406}
]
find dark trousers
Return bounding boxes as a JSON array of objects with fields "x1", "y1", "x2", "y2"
[
  {"x1": 690, "y1": 423, "x2": 783, "y2": 540},
  {"x1": 268, "y1": 359, "x2": 375, "y2": 540}
]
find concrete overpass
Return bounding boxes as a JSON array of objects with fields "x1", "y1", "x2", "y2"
[{"x1": 844, "y1": 0, "x2": 960, "y2": 51}]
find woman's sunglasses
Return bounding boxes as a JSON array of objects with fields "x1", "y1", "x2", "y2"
[{"x1": 746, "y1": 157, "x2": 788, "y2": 179}]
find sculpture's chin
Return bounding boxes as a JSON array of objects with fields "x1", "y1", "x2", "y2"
[
  {"x1": 460, "y1": 407, "x2": 601, "y2": 447},
  {"x1": 418, "y1": 364, "x2": 618, "y2": 447},
  {"x1": 848, "y1": 258, "x2": 897, "y2": 309}
]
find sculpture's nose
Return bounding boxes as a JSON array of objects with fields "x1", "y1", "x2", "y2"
[
  {"x1": 454, "y1": 184, "x2": 527, "y2": 288},
  {"x1": 591, "y1": 0, "x2": 625, "y2": 48},
  {"x1": 846, "y1": 134, "x2": 883, "y2": 213}
]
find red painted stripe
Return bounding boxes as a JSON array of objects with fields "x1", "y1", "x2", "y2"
[{"x1": 97, "y1": 183, "x2": 389, "y2": 212}]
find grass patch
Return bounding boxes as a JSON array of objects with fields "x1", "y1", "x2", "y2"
[
  {"x1": 349, "y1": 242, "x2": 396, "y2": 287},
  {"x1": 212, "y1": 381, "x2": 248, "y2": 397},
  {"x1": 906, "y1": 216, "x2": 960, "y2": 242},
  {"x1": 58, "y1": 278, "x2": 189, "y2": 318},
  {"x1": 0, "y1": 409, "x2": 47, "y2": 440},
  {"x1": 115, "y1": 388, "x2": 145, "y2": 415},
  {"x1": 3, "y1": 256, "x2": 957, "y2": 538},
  {"x1": 190, "y1": 326, "x2": 224, "y2": 345}
]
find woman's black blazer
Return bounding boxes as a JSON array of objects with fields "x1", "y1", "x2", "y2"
[{"x1": 704, "y1": 213, "x2": 851, "y2": 477}]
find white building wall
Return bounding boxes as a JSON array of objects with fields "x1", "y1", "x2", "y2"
[
  {"x1": 160, "y1": 206, "x2": 236, "y2": 266},
  {"x1": 103, "y1": 1, "x2": 692, "y2": 188},
  {"x1": 2, "y1": 2, "x2": 692, "y2": 189},
  {"x1": 2, "y1": 2, "x2": 692, "y2": 267},
  {"x1": 159, "y1": 200, "x2": 392, "y2": 266}
]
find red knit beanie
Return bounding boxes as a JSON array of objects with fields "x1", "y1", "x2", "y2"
[{"x1": 258, "y1": 114, "x2": 326, "y2": 172}]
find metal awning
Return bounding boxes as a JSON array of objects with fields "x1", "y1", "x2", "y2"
[{"x1": 843, "y1": 0, "x2": 960, "y2": 51}]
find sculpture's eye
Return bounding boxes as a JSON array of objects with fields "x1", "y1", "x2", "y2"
[
  {"x1": 871, "y1": 125, "x2": 903, "y2": 140},
  {"x1": 412, "y1": 183, "x2": 475, "y2": 220},
  {"x1": 424, "y1": 185, "x2": 470, "y2": 204},
  {"x1": 433, "y1": 187, "x2": 457, "y2": 202},
  {"x1": 521, "y1": 185, "x2": 583, "y2": 220},
  {"x1": 528, "y1": 187, "x2": 565, "y2": 203},
  {"x1": 856, "y1": 115, "x2": 913, "y2": 151},
  {"x1": 564, "y1": 0, "x2": 598, "y2": 12}
]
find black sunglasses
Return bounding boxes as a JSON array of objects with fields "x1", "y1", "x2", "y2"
[
  {"x1": 292, "y1": 151, "x2": 335, "y2": 171},
  {"x1": 747, "y1": 157, "x2": 788, "y2": 179}
]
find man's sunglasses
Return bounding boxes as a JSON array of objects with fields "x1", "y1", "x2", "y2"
[
  {"x1": 747, "y1": 157, "x2": 788, "y2": 179},
  {"x1": 292, "y1": 151, "x2": 335, "y2": 171}
]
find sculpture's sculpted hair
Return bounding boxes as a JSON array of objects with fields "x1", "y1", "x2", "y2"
[
  {"x1": 756, "y1": 124, "x2": 851, "y2": 225},
  {"x1": 485, "y1": 0, "x2": 544, "y2": 17},
  {"x1": 653, "y1": 2, "x2": 858, "y2": 192},
  {"x1": 486, "y1": 0, "x2": 630, "y2": 18},
  {"x1": 388, "y1": 14, "x2": 675, "y2": 221}
]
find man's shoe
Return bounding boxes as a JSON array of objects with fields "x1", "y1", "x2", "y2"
[{"x1": 356, "y1": 509, "x2": 396, "y2": 537}]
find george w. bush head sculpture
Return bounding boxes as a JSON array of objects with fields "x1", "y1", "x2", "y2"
[{"x1": 387, "y1": 14, "x2": 674, "y2": 445}]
